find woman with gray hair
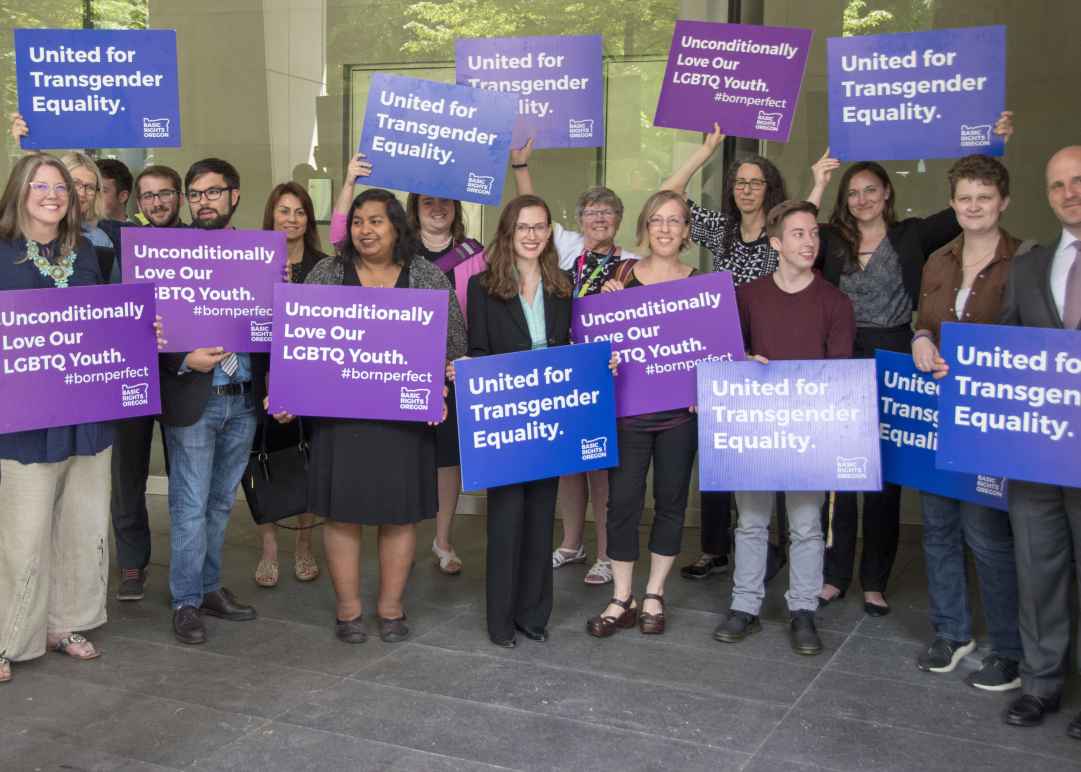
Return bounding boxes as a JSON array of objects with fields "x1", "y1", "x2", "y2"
[{"x1": 510, "y1": 139, "x2": 642, "y2": 586}]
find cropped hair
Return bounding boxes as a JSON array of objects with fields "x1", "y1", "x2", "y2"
[
  {"x1": 339, "y1": 188, "x2": 418, "y2": 266},
  {"x1": 947, "y1": 154, "x2": 1010, "y2": 198},
  {"x1": 96, "y1": 158, "x2": 133, "y2": 194},
  {"x1": 828, "y1": 161, "x2": 897, "y2": 271},
  {"x1": 184, "y1": 157, "x2": 240, "y2": 191},
  {"x1": 263, "y1": 181, "x2": 322, "y2": 254},
  {"x1": 134, "y1": 164, "x2": 183, "y2": 197},
  {"x1": 406, "y1": 193, "x2": 466, "y2": 246},
  {"x1": 766, "y1": 200, "x2": 819, "y2": 240},
  {"x1": 481, "y1": 194, "x2": 570, "y2": 300},
  {"x1": 61, "y1": 150, "x2": 105, "y2": 221},
  {"x1": 0, "y1": 153, "x2": 82, "y2": 259},
  {"x1": 634, "y1": 189, "x2": 691, "y2": 252},
  {"x1": 575, "y1": 186, "x2": 624, "y2": 224}
]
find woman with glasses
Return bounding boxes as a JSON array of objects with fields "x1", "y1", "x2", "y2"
[
  {"x1": 511, "y1": 139, "x2": 643, "y2": 586},
  {"x1": 661, "y1": 123, "x2": 790, "y2": 584},
  {"x1": 587, "y1": 190, "x2": 699, "y2": 639}
]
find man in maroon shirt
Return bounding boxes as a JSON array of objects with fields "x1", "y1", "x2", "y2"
[{"x1": 713, "y1": 200, "x2": 855, "y2": 655}]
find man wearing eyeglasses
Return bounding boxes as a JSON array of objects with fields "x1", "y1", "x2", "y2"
[
  {"x1": 158, "y1": 158, "x2": 264, "y2": 645},
  {"x1": 133, "y1": 165, "x2": 185, "y2": 229}
]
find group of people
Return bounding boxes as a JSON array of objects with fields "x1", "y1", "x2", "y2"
[{"x1": 0, "y1": 110, "x2": 1079, "y2": 740}]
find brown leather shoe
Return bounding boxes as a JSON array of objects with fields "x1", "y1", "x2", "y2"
[
  {"x1": 587, "y1": 595, "x2": 637, "y2": 638},
  {"x1": 200, "y1": 587, "x2": 257, "y2": 621},
  {"x1": 639, "y1": 593, "x2": 666, "y2": 635}
]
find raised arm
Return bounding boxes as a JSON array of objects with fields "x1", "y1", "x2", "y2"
[
  {"x1": 661, "y1": 123, "x2": 724, "y2": 196},
  {"x1": 806, "y1": 148, "x2": 840, "y2": 210},
  {"x1": 330, "y1": 153, "x2": 373, "y2": 246},
  {"x1": 510, "y1": 138, "x2": 535, "y2": 196}
]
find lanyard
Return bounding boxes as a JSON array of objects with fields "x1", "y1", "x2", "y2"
[{"x1": 574, "y1": 244, "x2": 618, "y2": 297}]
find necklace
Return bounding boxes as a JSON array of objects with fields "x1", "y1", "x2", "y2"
[
  {"x1": 28, "y1": 240, "x2": 77, "y2": 288},
  {"x1": 422, "y1": 232, "x2": 453, "y2": 253}
]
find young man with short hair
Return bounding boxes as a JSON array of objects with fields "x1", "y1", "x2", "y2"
[
  {"x1": 97, "y1": 158, "x2": 133, "y2": 222},
  {"x1": 713, "y1": 200, "x2": 855, "y2": 655}
]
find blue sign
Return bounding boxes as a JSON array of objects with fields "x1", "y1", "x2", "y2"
[
  {"x1": 827, "y1": 25, "x2": 1005, "y2": 160},
  {"x1": 14, "y1": 28, "x2": 181, "y2": 149},
  {"x1": 697, "y1": 359, "x2": 881, "y2": 491},
  {"x1": 875, "y1": 351, "x2": 1006, "y2": 509},
  {"x1": 456, "y1": 35, "x2": 604, "y2": 149},
  {"x1": 455, "y1": 342, "x2": 617, "y2": 491},
  {"x1": 358, "y1": 73, "x2": 516, "y2": 206},
  {"x1": 937, "y1": 322, "x2": 1081, "y2": 488}
]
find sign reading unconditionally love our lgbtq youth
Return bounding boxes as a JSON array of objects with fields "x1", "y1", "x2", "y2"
[
  {"x1": 358, "y1": 73, "x2": 516, "y2": 206},
  {"x1": 267, "y1": 283, "x2": 449, "y2": 424},
  {"x1": 936, "y1": 322, "x2": 1081, "y2": 488},
  {"x1": 653, "y1": 20, "x2": 812, "y2": 142},
  {"x1": 697, "y1": 359, "x2": 882, "y2": 491},
  {"x1": 121, "y1": 228, "x2": 284, "y2": 354},
  {"x1": 875, "y1": 351, "x2": 1006, "y2": 509},
  {"x1": 455, "y1": 35, "x2": 603, "y2": 149},
  {"x1": 455, "y1": 342, "x2": 617, "y2": 490},
  {"x1": 571, "y1": 271, "x2": 744, "y2": 417},
  {"x1": 14, "y1": 28, "x2": 180, "y2": 149},
  {"x1": 827, "y1": 25, "x2": 1006, "y2": 160},
  {"x1": 0, "y1": 283, "x2": 160, "y2": 434}
]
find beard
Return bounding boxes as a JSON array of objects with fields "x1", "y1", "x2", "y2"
[{"x1": 192, "y1": 203, "x2": 234, "y2": 230}]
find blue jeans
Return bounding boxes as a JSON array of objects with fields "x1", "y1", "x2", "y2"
[
  {"x1": 163, "y1": 393, "x2": 256, "y2": 609},
  {"x1": 921, "y1": 492, "x2": 1023, "y2": 660}
]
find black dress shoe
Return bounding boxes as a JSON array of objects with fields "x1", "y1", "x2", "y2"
[
  {"x1": 335, "y1": 615, "x2": 367, "y2": 644},
  {"x1": 790, "y1": 610, "x2": 823, "y2": 655},
  {"x1": 816, "y1": 589, "x2": 846, "y2": 608},
  {"x1": 1004, "y1": 694, "x2": 1061, "y2": 727},
  {"x1": 173, "y1": 606, "x2": 207, "y2": 645},
  {"x1": 514, "y1": 623, "x2": 548, "y2": 642},
  {"x1": 200, "y1": 587, "x2": 257, "y2": 621},
  {"x1": 1067, "y1": 712, "x2": 1081, "y2": 740},
  {"x1": 863, "y1": 600, "x2": 891, "y2": 617},
  {"x1": 379, "y1": 615, "x2": 410, "y2": 643},
  {"x1": 489, "y1": 634, "x2": 517, "y2": 648}
]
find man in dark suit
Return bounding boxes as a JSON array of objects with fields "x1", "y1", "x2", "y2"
[
  {"x1": 161, "y1": 158, "x2": 265, "y2": 645},
  {"x1": 999, "y1": 145, "x2": 1081, "y2": 738}
]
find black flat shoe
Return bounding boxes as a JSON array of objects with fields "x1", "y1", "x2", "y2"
[
  {"x1": 514, "y1": 623, "x2": 548, "y2": 642},
  {"x1": 335, "y1": 615, "x2": 367, "y2": 644},
  {"x1": 817, "y1": 589, "x2": 846, "y2": 608},
  {"x1": 379, "y1": 614, "x2": 410, "y2": 643},
  {"x1": 1004, "y1": 694, "x2": 1061, "y2": 727},
  {"x1": 863, "y1": 601, "x2": 891, "y2": 617},
  {"x1": 489, "y1": 634, "x2": 516, "y2": 648},
  {"x1": 1067, "y1": 711, "x2": 1081, "y2": 740}
]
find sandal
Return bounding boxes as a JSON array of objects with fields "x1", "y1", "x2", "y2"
[
  {"x1": 552, "y1": 545, "x2": 587, "y2": 569},
  {"x1": 432, "y1": 540, "x2": 462, "y2": 575},
  {"x1": 254, "y1": 558, "x2": 279, "y2": 588},
  {"x1": 49, "y1": 632, "x2": 100, "y2": 660},
  {"x1": 0, "y1": 655, "x2": 10, "y2": 683},
  {"x1": 294, "y1": 554, "x2": 320, "y2": 582},
  {"x1": 586, "y1": 595, "x2": 637, "y2": 638},
  {"x1": 639, "y1": 593, "x2": 666, "y2": 635},
  {"x1": 583, "y1": 559, "x2": 613, "y2": 585}
]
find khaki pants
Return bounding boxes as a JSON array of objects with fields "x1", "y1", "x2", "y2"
[{"x1": 0, "y1": 448, "x2": 111, "y2": 662}]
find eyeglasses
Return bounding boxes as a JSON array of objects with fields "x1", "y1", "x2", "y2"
[
  {"x1": 581, "y1": 208, "x2": 616, "y2": 220},
  {"x1": 647, "y1": 216, "x2": 686, "y2": 230},
  {"x1": 138, "y1": 189, "x2": 178, "y2": 204},
  {"x1": 186, "y1": 186, "x2": 233, "y2": 202},
  {"x1": 28, "y1": 182, "x2": 69, "y2": 197},
  {"x1": 733, "y1": 179, "x2": 766, "y2": 191},
  {"x1": 515, "y1": 223, "x2": 550, "y2": 236},
  {"x1": 72, "y1": 181, "x2": 100, "y2": 194}
]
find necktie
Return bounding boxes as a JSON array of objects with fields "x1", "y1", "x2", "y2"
[
  {"x1": 1064, "y1": 240, "x2": 1081, "y2": 330},
  {"x1": 220, "y1": 352, "x2": 239, "y2": 377}
]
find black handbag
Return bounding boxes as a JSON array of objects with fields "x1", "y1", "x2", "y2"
[{"x1": 242, "y1": 416, "x2": 310, "y2": 525}]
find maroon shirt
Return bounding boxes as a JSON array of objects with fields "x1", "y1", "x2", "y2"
[{"x1": 736, "y1": 272, "x2": 855, "y2": 360}]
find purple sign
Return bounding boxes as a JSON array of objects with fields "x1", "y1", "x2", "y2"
[
  {"x1": 0, "y1": 283, "x2": 160, "y2": 434},
  {"x1": 122, "y1": 227, "x2": 284, "y2": 353},
  {"x1": 698, "y1": 359, "x2": 882, "y2": 491},
  {"x1": 267, "y1": 283, "x2": 449, "y2": 423},
  {"x1": 456, "y1": 35, "x2": 604, "y2": 149},
  {"x1": 571, "y1": 272, "x2": 744, "y2": 417},
  {"x1": 654, "y1": 20, "x2": 812, "y2": 142}
]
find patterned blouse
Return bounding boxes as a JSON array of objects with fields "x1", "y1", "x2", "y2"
[{"x1": 687, "y1": 198, "x2": 778, "y2": 286}]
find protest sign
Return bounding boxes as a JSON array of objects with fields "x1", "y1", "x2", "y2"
[
  {"x1": 698, "y1": 359, "x2": 881, "y2": 491},
  {"x1": 654, "y1": 20, "x2": 812, "y2": 142},
  {"x1": 875, "y1": 350, "x2": 1006, "y2": 509},
  {"x1": 0, "y1": 283, "x2": 159, "y2": 433},
  {"x1": 14, "y1": 28, "x2": 180, "y2": 149},
  {"x1": 267, "y1": 282, "x2": 449, "y2": 423},
  {"x1": 357, "y1": 73, "x2": 516, "y2": 206},
  {"x1": 455, "y1": 342, "x2": 617, "y2": 490},
  {"x1": 827, "y1": 25, "x2": 1006, "y2": 160},
  {"x1": 936, "y1": 322, "x2": 1081, "y2": 488},
  {"x1": 121, "y1": 227, "x2": 283, "y2": 353},
  {"x1": 571, "y1": 271, "x2": 743, "y2": 417},
  {"x1": 455, "y1": 35, "x2": 603, "y2": 149}
]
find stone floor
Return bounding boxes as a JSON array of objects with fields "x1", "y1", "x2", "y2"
[{"x1": 3, "y1": 497, "x2": 1080, "y2": 772}]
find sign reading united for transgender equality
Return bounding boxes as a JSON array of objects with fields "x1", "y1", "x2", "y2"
[
  {"x1": 121, "y1": 228, "x2": 284, "y2": 353},
  {"x1": 455, "y1": 35, "x2": 603, "y2": 149},
  {"x1": 267, "y1": 283, "x2": 449, "y2": 424},
  {"x1": 936, "y1": 322, "x2": 1081, "y2": 488},
  {"x1": 14, "y1": 28, "x2": 180, "y2": 149},
  {"x1": 827, "y1": 25, "x2": 1006, "y2": 160},
  {"x1": 0, "y1": 283, "x2": 160, "y2": 434},
  {"x1": 875, "y1": 351, "x2": 1006, "y2": 509},
  {"x1": 455, "y1": 343, "x2": 617, "y2": 491},
  {"x1": 570, "y1": 272, "x2": 744, "y2": 417},
  {"x1": 698, "y1": 359, "x2": 881, "y2": 491},
  {"x1": 358, "y1": 73, "x2": 516, "y2": 206},
  {"x1": 653, "y1": 20, "x2": 812, "y2": 142}
]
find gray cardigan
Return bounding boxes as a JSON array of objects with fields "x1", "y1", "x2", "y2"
[{"x1": 306, "y1": 255, "x2": 467, "y2": 361}]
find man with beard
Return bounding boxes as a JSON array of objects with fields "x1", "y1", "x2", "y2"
[
  {"x1": 111, "y1": 164, "x2": 187, "y2": 602},
  {"x1": 159, "y1": 158, "x2": 265, "y2": 645}
]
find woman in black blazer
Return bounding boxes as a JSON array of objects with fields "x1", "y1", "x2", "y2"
[{"x1": 466, "y1": 194, "x2": 573, "y2": 648}]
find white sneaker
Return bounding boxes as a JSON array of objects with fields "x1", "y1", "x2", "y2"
[{"x1": 552, "y1": 545, "x2": 587, "y2": 569}]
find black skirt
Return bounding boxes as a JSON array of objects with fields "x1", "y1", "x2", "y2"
[{"x1": 435, "y1": 383, "x2": 461, "y2": 468}]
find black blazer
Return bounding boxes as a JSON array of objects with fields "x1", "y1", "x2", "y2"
[
  {"x1": 817, "y1": 207, "x2": 961, "y2": 310},
  {"x1": 999, "y1": 244, "x2": 1065, "y2": 329},
  {"x1": 466, "y1": 273, "x2": 572, "y2": 356},
  {"x1": 159, "y1": 352, "x2": 269, "y2": 427}
]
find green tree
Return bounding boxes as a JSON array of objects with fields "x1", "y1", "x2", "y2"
[{"x1": 842, "y1": 0, "x2": 935, "y2": 37}]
